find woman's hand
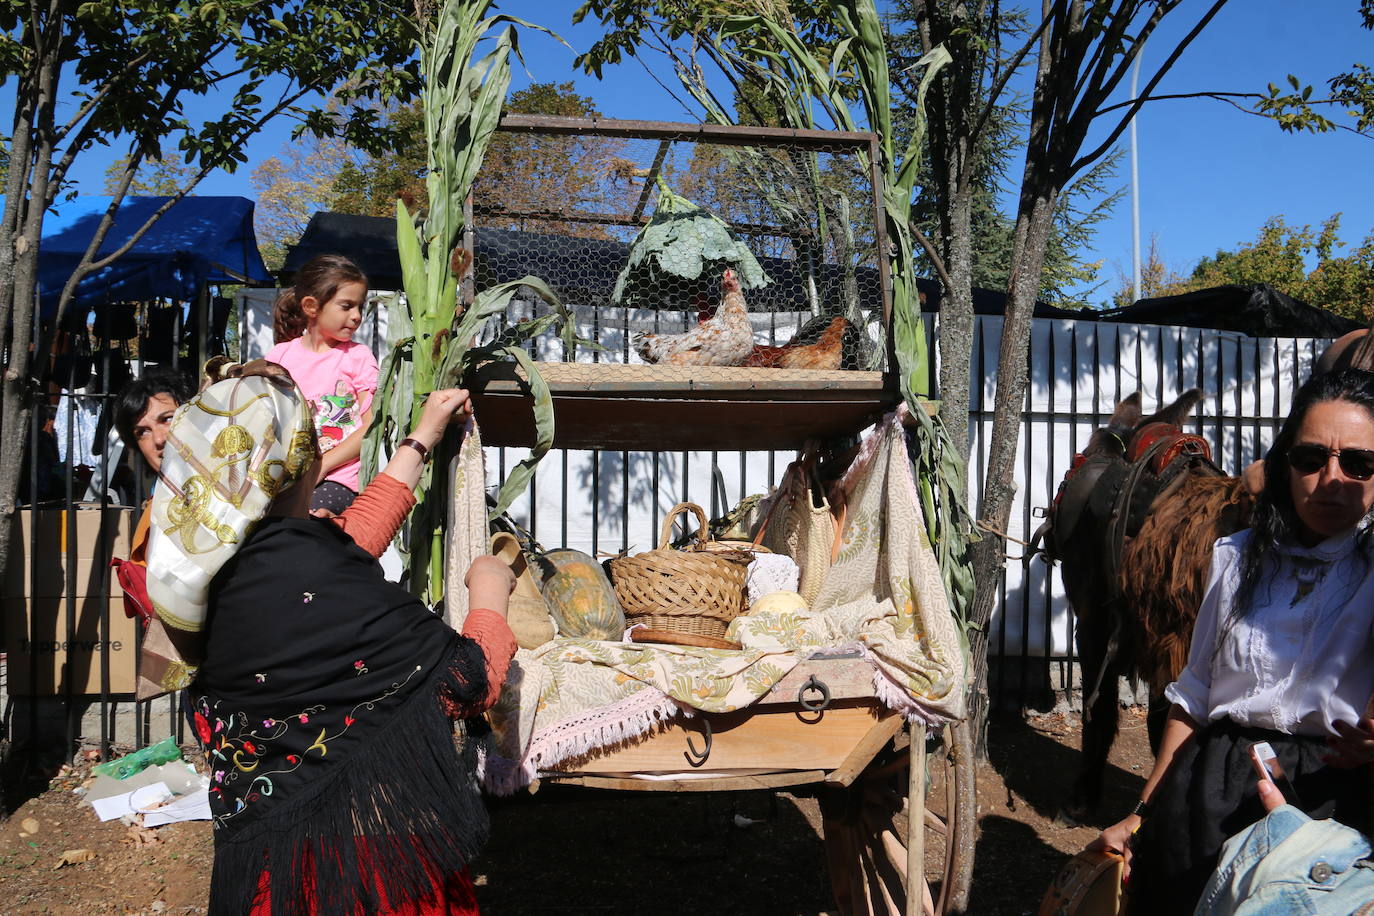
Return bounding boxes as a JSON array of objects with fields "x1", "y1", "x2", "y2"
[
  {"x1": 465, "y1": 554, "x2": 517, "y2": 620},
  {"x1": 1086, "y1": 814, "x2": 1141, "y2": 879},
  {"x1": 1257, "y1": 778, "x2": 1286, "y2": 813},
  {"x1": 1325, "y1": 718, "x2": 1374, "y2": 768},
  {"x1": 410, "y1": 388, "x2": 472, "y2": 451}
]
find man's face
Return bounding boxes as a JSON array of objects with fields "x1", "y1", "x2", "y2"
[{"x1": 133, "y1": 392, "x2": 179, "y2": 473}]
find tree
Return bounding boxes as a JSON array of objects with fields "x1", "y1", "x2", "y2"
[
  {"x1": 893, "y1": 3, "x2": 1122, "y2": 457},
  {"x1": 332, "y1": 100, "x2": 428, "y2": 217},
  {"x1": 101, "y1": 148, "x2": 198, "y2": 196},
  {"x1": 1, "y1": 2, "x2": 421, "y2": 591},
  {"x1": 250, "y1": 128, "x2": 353, "y2": 270},
  {"x1": 962, "y1": 1, "x2": 1231, "y2": 758},
  {"x1": 1110, "y1": 217, "x2": 1374, "y2": 320},
  {"x1": 473, "y1": 81, "x2": 637, "y2": 240},
  {"x1": 1256, "y1": 1, "x2": 1374, "y2": 138}
]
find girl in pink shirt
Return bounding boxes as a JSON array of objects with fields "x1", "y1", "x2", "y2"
[{"x1": 267, "y1": 254, "x2": 379, "y2": 516}]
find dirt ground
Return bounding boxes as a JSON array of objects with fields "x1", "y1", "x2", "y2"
[{"x1": 0, "y1": 707, "x2": 1153, "y2": 915}]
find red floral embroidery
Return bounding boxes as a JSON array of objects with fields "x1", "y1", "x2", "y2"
[{"x1": 194, "y1": 712, "x2": 212, "y2": 745}]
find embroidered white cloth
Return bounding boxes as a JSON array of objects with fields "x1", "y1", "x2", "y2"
[
  {"x1": 746, "y1": 552, "x2": 799, "y2": 604},
  {"x1": 482, "y1": 408, "x2": 967, "y2": 793},
  {"x1": 1165, "y1": 527, "x2": 1374, "y2": 735},
  {"x1": 442, "y1": 416, "x2": 486, "y2": 631}
]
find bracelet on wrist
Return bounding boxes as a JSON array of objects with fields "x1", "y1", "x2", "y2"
[
  {"x1": 399, "y1": 437, "x2": 430, "y2": 462},
  {"x1": 1131, "y1": 799, "x2": 1152, "y2": 819}
]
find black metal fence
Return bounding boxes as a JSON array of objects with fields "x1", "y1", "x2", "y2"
[{"x1": 4, "y1": 297, "x2": 1327, "y2": 758}]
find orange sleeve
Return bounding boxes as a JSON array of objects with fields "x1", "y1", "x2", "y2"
[
  {"x1": 455, "y1": 608, "x2": 517, "y2": 716},
  {"x1": 330, "y1": 473, "x2": 416, "y2": 558},
  {"x1": 129, "y1": 499, "x2": 153, "y2": 567}
]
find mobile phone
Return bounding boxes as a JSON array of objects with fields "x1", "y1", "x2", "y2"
[{"x1": 1249, "y1": 741, "x2": 1300, "y2": 805}]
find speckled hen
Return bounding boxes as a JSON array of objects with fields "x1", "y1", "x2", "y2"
[{"x1": 636, "y1": 268, "x2": 754, "y2": 367}]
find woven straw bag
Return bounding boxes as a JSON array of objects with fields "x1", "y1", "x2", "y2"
[
  {"x1": 757, "y1": 456, "x2": 836, "y2": 605},
  {"x1": 609, "y1": 502, "x2": 751, "y2": 638}
]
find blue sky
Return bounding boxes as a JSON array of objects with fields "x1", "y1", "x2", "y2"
[{"x1": 48, "y1": 2, "x2": 1374, "y2": 306}]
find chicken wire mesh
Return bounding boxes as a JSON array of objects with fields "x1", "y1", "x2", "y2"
[{"x1": 467, "y1": 119, "x2": 890, "y2": 370}]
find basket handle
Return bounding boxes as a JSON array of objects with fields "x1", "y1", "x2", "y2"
[{"x1": 659, "y1": 502, "x2": 710, "y2": 551}]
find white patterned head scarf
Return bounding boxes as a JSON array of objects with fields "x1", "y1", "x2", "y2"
[{"x1": 147, "y1": 363, "x2": 317, "y2": 637}]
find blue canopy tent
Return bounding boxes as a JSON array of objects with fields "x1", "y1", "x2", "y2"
[{"x1": 35, "y1": 195, "x2": 271, "y2": 317}]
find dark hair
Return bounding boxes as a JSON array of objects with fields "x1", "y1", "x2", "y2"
[
  {"x1": 113, "y1": 366, "x2": 196, "y2": 450},
  {"x1": 272, "y1": 254, "x2": 368, "y2": 343},
  {"x1": 1236, "y1": 368, "x2": 1374, "y2": 611}
]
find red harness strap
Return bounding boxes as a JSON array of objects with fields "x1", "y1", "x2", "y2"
[
  {"x1": 1053, "y1": 452, "x2": 1091, "y2": 508},
  {"x1": 1126, "y1": 422, "x2": 1213, "y2": 476}
]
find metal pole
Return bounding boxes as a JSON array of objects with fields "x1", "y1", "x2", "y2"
[{"x1": 1130, "y1": 46, "x2": 1145, "y2": 303}]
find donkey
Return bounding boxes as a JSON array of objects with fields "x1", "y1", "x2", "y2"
[{"x1": 1043, "y1": 389, "x2": 1253, "y2": 825}]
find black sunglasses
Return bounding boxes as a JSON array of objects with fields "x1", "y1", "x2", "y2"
[{"x1": 1288, "y1": 443, "x2": 1374, "y2": 481}]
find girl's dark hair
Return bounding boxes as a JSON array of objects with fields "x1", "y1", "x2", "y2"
[
  {"x1": 1236, "y1": 367, "x2": 1374, "y2": 612},
  {"x1": 113, "y1": 365, "x2": 196, "y2": 450},
  {"x1": 272, "y1": 254, "x2": 368, "y2": 343}
]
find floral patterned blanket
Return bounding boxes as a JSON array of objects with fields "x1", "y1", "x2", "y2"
[{"x1": 480, "y1": 407, "x2": 966, "y2": 794}]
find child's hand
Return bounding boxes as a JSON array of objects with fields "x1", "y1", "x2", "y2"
[{"x1": 411, "y1": 388, "x2": 472, "y2": 449}]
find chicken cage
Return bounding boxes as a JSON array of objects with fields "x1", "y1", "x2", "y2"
[{"x1": 463, "y1": 116, "x2": 900, "y2": 452}]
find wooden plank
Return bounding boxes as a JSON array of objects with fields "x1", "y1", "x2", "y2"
[
  {"x1": 550, "y1": 701, "x2": 887, "y2": 774},
  {"x1": 544, "y1": 770, "x2": 828, "y2": 793},
  {"x1": 825, "y1": 714, "x2": 905, "y2": 787},
  {"x1": 469, "y1": 362, "x2": 899, "y2": 450},
  {"x1": 765, "y1": 658, "x2": 877, "y2": 706},
  {"x1": 498, "y1": 113, "x2": 875, "y2": 150},
  {"x1": 473, "y1": 360, "x2": 892, "y2": 394}
]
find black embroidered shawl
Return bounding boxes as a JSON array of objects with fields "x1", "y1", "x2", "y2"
[{"x1": 194, "y1": 517, "x2": 489, "y2": 916}]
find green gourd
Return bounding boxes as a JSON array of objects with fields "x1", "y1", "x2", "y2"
[{"x1": 536, "y1": 549, "x2": 625, "y2": 641}]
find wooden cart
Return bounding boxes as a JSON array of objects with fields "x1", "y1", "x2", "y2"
[{"x1": 472, "y1": 361, "x2": 973, "y2": 916}]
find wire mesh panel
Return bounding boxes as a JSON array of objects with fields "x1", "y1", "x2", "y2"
[{"x1": 469, "y1": 117, "x2": 890, "y2": 370}]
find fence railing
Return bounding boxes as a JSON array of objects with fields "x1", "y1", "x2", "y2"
[{"x1": 5, "y1": 295, "x2": 1327, "y2": 754}]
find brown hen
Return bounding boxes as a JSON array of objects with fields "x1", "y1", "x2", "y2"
[
  {"x1": 636, "y1": 268, "x2": 754, "y2": 367},
  {"x1": 744, "y1": 316, "x2": 849, "y2": 370}
]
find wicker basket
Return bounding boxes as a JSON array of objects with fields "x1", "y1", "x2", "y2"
[{"x1": 609, "y1": 502, "x2": 751, "y2": 638}]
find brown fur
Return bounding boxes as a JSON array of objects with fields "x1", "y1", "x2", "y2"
[{"x1": 1121, "y1": 474, "x2": 1252, "y2": 693}]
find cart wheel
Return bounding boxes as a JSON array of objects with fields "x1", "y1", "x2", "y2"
[{"x1": 820, "y1": 726, "x2": 968, "y2": 916}]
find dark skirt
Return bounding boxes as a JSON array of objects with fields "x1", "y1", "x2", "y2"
[{"x1": 1129, "y1": 717, "x2": 1369, "y2": 914}]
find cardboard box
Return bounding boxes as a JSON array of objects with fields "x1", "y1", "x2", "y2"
[
  {"x1": 4, "y1": 507, "x2": 132, "y2": 598},
  {"x1": 5, "y1": 507, "x2": 138, "y2": 696},
  {"x1": 5, "y1": 596, "x2": 137, "y2": 695}
]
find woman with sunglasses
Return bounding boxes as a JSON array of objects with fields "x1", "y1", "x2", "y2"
[{"x1": 1090, "y1": 368, "x2": 1374, "y2": 913}]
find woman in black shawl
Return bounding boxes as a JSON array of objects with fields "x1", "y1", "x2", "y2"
[{"x1": 147, "y1": 360, "x2": 516, "y2": 915}]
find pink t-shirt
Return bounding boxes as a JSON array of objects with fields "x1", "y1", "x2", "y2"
[{"x1": 266, "y1": 338, "x2": 379, "y2": 492}]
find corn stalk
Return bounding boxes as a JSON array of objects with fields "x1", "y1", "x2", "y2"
[{"x1": 362, "y1": 0, "x2": 578, "y2": 602}]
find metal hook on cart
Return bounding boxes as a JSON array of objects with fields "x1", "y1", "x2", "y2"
[
  {"x1": 798, "y1": 675, "x2": 832, "y2": 712},
  {"x1": 684, "y1": 716, "x2": 712, "y2": 767}
]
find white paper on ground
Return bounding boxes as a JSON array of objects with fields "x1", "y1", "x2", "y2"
[
  {"x1": 141, "y1": 787, "x2": 211, "y2": 826},
  {"x1": 86, "y1": 762, "x2": 211, "y2": 823},
  {"x1": 91, "y1": 781, "x2": 171, "y2": 822}
]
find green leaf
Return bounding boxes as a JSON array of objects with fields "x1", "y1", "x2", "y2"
[{"x1": 468, "y1": 345, "x2": 555, "y2": 520}]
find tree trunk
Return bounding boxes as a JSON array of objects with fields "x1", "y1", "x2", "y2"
[
  {"x1": 963, "y1": 180, "x2": 1060, "y2": 752},
  {"x1": 937, "y1": 174, "x2": 974, "y2": 462},
  {"x1": 0, "y1": 13, "x2": 63, "y2": 592},
  {"x1": 944, "y1": 717, "x2": 978, "y2": 914}
]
